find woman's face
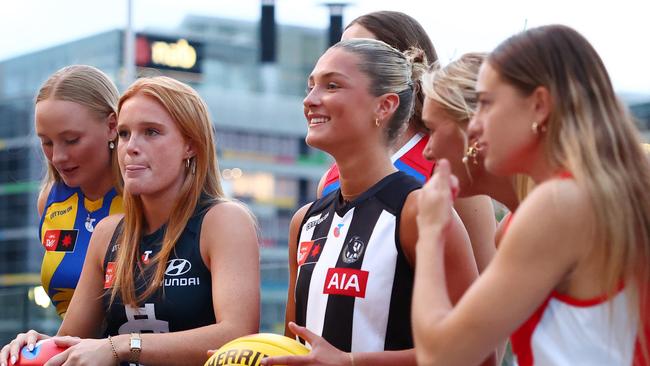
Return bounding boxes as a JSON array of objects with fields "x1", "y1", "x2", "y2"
[
  {"x1": 303, "y1": 47, "x2": 381, "y2": 154},
  {"x1": 117, "y1": 93, "x2": 193, "y2": 199},
  {"x1": 421, "y1": 99, "x2": 474, "y2": 193},
  {"x1": 469, "y1": 62, "x2": 539, "y2": 176},
  {"x1": 35, "y1": 99, "x2": 116, "y2": 194}
]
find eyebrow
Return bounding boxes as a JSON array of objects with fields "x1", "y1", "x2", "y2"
[
  {"x1": 308, "y1": 71, "x2": 350, "y2": 82},
  {"x1": 118, "y1": 120, "x2": 166, "y2": 129},
  {"x1": 36, "y1": 130, "x2": 82, "y2": 138}
]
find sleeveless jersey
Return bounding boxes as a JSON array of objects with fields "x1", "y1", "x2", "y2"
[
  {"x1": 101, "y1": 200, "x2": 216, "y2": 352},
  {"x1": 321, "y1": 133, "x2": 433, "y2": 196},
  {"x1": 295, "y1": 171, "x2": 420, "y2": 352},
  {"x1": 502, "y1": 195, "x2": 649, "y2": 365},
  {"x1": 39, "y1": 182, "x2": 122, "y2": 317}
]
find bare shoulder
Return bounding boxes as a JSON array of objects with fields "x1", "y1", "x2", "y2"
[
  {"x1": 37, "y1": 182, "x2": 54, "y2": 217},
  {"x1": 291, "y1": 202, "x2": 312, "y2": 229},
  {"x1": 518, "y1": 178, "x2": 594, "y2": 230},
  {"x1": 87, "y1": 213, "x2": 124, "y2": 265},
  {"x1": 203, "y1": 200, "x2": 256, "y2": 226}
]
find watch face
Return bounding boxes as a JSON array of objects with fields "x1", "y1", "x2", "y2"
[{"x1": 131, "y1": 338, "x2": 142, "y2": 349}]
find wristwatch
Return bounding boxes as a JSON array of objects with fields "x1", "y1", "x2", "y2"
[{"x1": 129, "y1": 333, "x2": 142, "y2": 364}]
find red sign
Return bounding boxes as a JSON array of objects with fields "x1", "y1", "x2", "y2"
[
  {"x1": 104, "y1": 262, "x2": 117, "y2": 289},
  {"x1": 323, "y1": 268, "x2": 369, "y2": 298}
]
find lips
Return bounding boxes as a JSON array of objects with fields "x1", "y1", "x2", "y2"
[{"x1": 124, "y1": 164, "x2": 147, "y2": 177}]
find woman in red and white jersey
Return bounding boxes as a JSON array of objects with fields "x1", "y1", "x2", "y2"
[{"x1": 412, "y1": 24, "x2": 650, "y2": 366}]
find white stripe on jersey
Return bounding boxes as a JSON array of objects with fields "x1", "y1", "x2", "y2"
[
  {"x1": 391, "y1": 132, "x2": 424, "y2": 163},
  {"x1": 304, "y1": 210, "x2": 352, "y2": 347},
  {"x1": 351, "y1": 209, "x2": 397, "y2": 352}
]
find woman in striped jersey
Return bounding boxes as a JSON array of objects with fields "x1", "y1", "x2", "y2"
[
  {"x1": 263, "y1": 39, "x2": 480, "y2": 366},
  {"x1": 413, "y1": 25, "x2": 650, "y2": 366}
]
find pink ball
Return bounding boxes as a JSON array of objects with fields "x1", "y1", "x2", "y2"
[{"x1": 16, "y1": 339, "x2": 67, "y2": 366}]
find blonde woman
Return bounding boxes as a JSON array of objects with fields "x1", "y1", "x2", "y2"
[
  {"x1": 413, "y1": 25, "x2": 650, "y2": 365},
  {"x1": 263, "y1": 39, "x2": 478, "y2": 366},
  {"x1": 1, "y1": 77, "x2": 260, "y2": 366},
  {"x1": 33, "y1": 65, "x2": 123, "y2": 318},
  {"x1": 318, "y1": 11, "x2": 498, "y2": 275}
]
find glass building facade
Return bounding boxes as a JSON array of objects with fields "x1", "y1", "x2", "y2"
[{"x1": 0, "y1": 16, "x2": 329, "y2": 343}]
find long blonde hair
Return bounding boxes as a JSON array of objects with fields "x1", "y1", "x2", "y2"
[
  {"x1": 35, "y1": 65, "x2": 119, "y2": 189},
  {"x1": 490, "y1": 25, "x2": 650, "y2": 359},
  {"x1": 110, "y1": 76, "x2": 225, "y2": 306}
]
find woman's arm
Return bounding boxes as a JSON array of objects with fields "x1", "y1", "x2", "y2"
[
  {"x1": 454, "y1": 195, "x2": 497, "y2": 273},
  {"x1": 412, "y1": 161, "x2": 591, "y2": 366},
  {"x1": 283, "y1": 203, "x2": 311, "y2": 336}
]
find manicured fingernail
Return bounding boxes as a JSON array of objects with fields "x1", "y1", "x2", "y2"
[
  {"x1": 28, "y1": 344, "x2": 34, "y2": 351},
  {"x1": 10, "y1": 356, "x2": 16, "y2": 365}
]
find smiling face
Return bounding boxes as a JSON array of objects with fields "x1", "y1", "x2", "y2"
[
  {"x1": 469, "y1": 62, "x2": 541, "y2": 176},
  {"x1": 117, "y1": 93, "x2": 193, "y2": 199},
  {"x1": 35, "y1": 99, "x2": 115, "y2": 195},
  {"x1": 303, "y1": 47, "x2": 381, "y2": 154}
]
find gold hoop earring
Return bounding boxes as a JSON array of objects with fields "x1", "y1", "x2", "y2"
[
  {"x1": 185, "y1": 158, "x2": 190, "y2": 169},
  {"x1": 462, "y1": 141, "x2": 480, "y2": 165},
  {"x1": 532, "y1": 121, "x2": 547, "y2": 134},
  {"x1": 375, "y1": 118, "x2": 380, "y2": 127}
]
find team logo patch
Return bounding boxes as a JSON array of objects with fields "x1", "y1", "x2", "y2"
[
  {"x1": 323, "y1": 268, "x2": 369, "y2": 298},
  {"x1": 104, "y1": 262, "x2": 117, "y2": 289},
  {"x1": 341, "y1": 236, "x2": 365, "y2": 264},
  {"x1": 42, "y1": 230, "x2": 78, "y2": 252},
  {"x1": 297, "y1": 239, "x2": 324, "y2": 266}
]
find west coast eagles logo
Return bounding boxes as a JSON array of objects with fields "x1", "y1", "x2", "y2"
[{"x1": 341, "y1": 236, "x2": 365, "y2": 264}]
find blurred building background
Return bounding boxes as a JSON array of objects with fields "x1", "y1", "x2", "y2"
[
  {"x1": 0, "y1": 2, "x2": 649, "y2": 346},
  {"x1": 0, "y1": 4, "x2": 342, "y2": 342}
]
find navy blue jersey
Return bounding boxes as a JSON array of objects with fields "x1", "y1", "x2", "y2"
[{"x1": 102, "y1": 200, "x2": 216, "y2": 345}]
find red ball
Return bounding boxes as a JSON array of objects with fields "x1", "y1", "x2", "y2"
[{"x1": 16, "y1": 339, "x2": 67, "y2": 366}]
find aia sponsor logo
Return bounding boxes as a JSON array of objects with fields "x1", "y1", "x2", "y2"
[
  {"x1": 341, "y1": 236, "x2": 365, "y2": 264},
  {"x1": 297, "y1": 239, "x2": 324, "y2": 266},
  {"x1": 333, "y1": 223, "x2": 344, "y2": 238},
  {"x1": 323, "y1": 267, "x2": 369, "y2": 298},
  {"x1": 42, "y1": 230, "x2": 78, "y2": 252},
  {"x1": 164, "y1": 259, "x2": 192, "y2": 276},
  {"x1": 104, "y1": 262, "x2": 117, "y2": 289}
]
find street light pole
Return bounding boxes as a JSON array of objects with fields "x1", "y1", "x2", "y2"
[{"x1": 123, "y1": 0, "x2": 136, "y2": 89}]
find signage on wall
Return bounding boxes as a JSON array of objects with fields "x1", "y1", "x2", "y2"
[{"x1": 135, "y1": 33, "x2": 203, "y2": 74}]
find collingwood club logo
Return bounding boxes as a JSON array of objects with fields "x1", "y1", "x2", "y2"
[
  {"x1": 164, "y1": 259, "x2": 192, "y2": 276},
  {"x1": 341, "y1": 236, "x2": 365, "y2": 264}
]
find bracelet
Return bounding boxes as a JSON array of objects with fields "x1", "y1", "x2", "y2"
[
  {"x1": 348, "y1": 352, "x2": 356, "y2": 366},
  {"x1": 107, "y1": 335, "x2": 119, "y2": 364}
]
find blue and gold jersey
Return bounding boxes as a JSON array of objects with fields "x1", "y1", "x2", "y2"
[{"x1": 39, "y1": 182, "x2": 123, "y2": 317}]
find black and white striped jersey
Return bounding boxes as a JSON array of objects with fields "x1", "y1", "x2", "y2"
[{"x1": 294, "y1": 171, "x2": 421, "y2": 352}]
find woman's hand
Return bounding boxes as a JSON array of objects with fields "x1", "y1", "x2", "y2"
[
  {"x1": 0, "y1": 330, "x2": 51, "y2": 366},
  {"x1": 261, "y1": 322, "x2": 352, "y2": 366},
  {"x1": 416, "y1": 159, "x2": 459, "y2": 239},
  {"x1": 43, "y1": 337, "x2": 117, "y2": 366}
]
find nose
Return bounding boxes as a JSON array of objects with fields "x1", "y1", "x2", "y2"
[
  {"x1": 303, "y1": 87, "x2": 321, "y2": 110},
  {"x1": 422, "y1": 134, "x2": 435, "y2": 161},
  {"x1": 51, "y1": 143, "x2": 68, "y2": 165},
  {"x1": 122, "y1": 133, "x2": 140, "y2": 157},
  {"x1": 467, "y1": 113, "x2": 483, "y2": 143}
]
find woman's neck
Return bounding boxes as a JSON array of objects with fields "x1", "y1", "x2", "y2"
[
  {"x1": 336, "y1": 146, "x2": 396, "y2": 203},
  {"x1": 79, "y1": 171, "x2": 114, "y2": 201},
  {"x1": 470, "y1": 174, "x2": 520, "y2": 213}
]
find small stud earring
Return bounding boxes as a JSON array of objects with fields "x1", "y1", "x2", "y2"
[
  {"x1": 532, "y1": 121, "x2": 547, "y2": 134},
  {"x1": 108, "y1": 141, "x2": 115, "y2": 150}
]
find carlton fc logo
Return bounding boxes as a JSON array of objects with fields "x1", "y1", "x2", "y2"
[
  {"x1": 164, "y1": 259, "x2": 192, "y2": 277},
  {"x1": 341, "y1": 236, "x2": 365, "y2": 264}
]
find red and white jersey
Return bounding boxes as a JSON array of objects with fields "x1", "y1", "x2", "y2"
[{"x1": 511, "y1": 289, "x2": 649, "y2": 365}]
